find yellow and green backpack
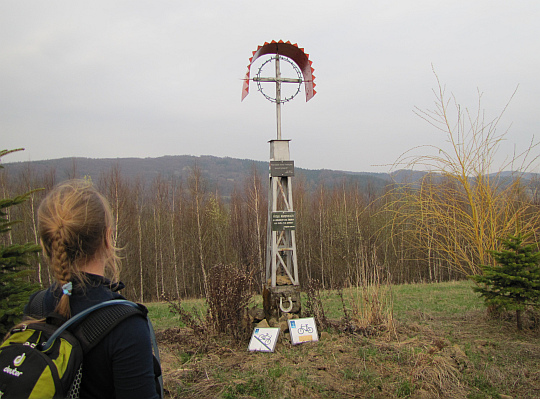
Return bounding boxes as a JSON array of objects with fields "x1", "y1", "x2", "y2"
[{"x1": 0, "y1": 299, "x2": 162, "y2": 398}]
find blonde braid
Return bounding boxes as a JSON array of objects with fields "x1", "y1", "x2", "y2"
[{"x1": 50, "y1": 229, "x2": 72, "y2": 318}]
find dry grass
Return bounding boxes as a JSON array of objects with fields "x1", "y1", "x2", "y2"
[{"x1": 153, "y1": 281, "x2": 540, "y2": 398}]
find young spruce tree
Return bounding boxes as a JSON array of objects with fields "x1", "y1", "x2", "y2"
[
  {"x1": 471, "y1": 233, "x2": 540, "y2": 330},
  {"x1": 0, "y1": 149, "x2": 41, "y2": 334}
]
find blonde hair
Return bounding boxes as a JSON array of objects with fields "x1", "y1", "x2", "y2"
[{"x1": 38, "y1": 179, "x2": 120, "y2": 318}]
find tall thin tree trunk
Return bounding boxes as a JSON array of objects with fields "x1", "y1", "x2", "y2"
[
  {"x1": 138, "y1": 212, "x2": 144, "y2": 303},
  {"x1": 153, "y1": 208, "x2": 159, "y2": 300},
  {"x1": 318, "y1": 187, "x2": 325, "y2": 289},
  {"x1": 195, "y1": 192, "x2": 207, "y2": 297},
  {"x1": 29, "y1": 194, "x2": 43, "y2": 285},
  {"x1": 250, "y1": 172, "x2": 264, "y2": 286},
  {"x1": 170, "y1": 189, "x2": 180, "y2": 298},
  {"x1": 158, "y1": 210, "x2": 165, "y2": 297}
]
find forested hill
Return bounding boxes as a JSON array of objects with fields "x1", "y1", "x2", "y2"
[{"x1": 3, "y1": 155, "x2": 393, "y2": 198}]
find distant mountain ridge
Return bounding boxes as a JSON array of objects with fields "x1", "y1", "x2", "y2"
[
  {"x1": 4, "y1": 156, "x2": 537, "y2": 199},
  {"x1": 2, "y1": 155, "x2": 393, "y2": 198}
]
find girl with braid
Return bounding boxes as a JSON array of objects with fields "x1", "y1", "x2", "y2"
[{"x1": 24, "y1": 179, "x2": 160, "y2": 399}]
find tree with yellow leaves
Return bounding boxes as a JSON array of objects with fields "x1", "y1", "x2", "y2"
[{"x1": 383, "y1": 72, "x2": 540, "y2": 277}]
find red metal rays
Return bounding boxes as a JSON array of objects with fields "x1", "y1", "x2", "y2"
[{"x1": 241, "y1": 40, "x2": 316, "y2": 102}]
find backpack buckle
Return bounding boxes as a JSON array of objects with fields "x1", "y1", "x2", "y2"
[{"x1": 11, "y1": 324, "x2": 28, "y2": 333}]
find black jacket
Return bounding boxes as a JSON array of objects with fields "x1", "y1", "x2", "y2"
[{"x1": 25, "y1": 274, "x2": 160, "y2": 399}]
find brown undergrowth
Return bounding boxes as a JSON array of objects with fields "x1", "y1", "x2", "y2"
[
  {"x1": 157, "y1": 310, "x2": 540, "y2": 399},
  {"x1": 156, "y1": 279, "x2": 539, "y2": 398}
]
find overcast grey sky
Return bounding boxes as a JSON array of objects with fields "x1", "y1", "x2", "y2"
[{"x1": 1, "y1": 1, "x2": 539, "y2": 172}]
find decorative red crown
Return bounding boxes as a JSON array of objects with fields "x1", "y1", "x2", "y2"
[{"x1": 241, "y1": 40, "x2": 316, "y2": 102}]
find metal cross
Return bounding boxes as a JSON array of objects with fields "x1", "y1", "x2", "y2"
[{"x1": 252, "y1": 55, "x2": 303, "y2": 140}]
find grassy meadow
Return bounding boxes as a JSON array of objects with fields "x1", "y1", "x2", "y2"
[{"x1": 148, "y1": 280, "x2": 540, "y2": 398}]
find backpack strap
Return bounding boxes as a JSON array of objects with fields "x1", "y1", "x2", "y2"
[
  {"x1": 72, "y1": 302, "x2": 146, "y2": 353},
  {"x1": 42, "y1": 300, "x2": 143, "y2": 351},
  {"x1": 25, "y1": 289, "x2": 48, "y2": 318}
]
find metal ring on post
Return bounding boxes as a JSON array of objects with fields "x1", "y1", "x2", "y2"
[
  {"x1": 255, "y1": 55, "x2": 303, "y2": 104},
  {"x1": 279, "y1": 296, "x2": 293, "y2": 313}
]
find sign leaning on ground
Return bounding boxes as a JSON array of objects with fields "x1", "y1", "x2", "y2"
[
  {"x1": 288, "y1": 317, "x2": 319, "y2": 345},
  {"x1": 248, "y1": 328, "x2": 280, "y2": 352}
]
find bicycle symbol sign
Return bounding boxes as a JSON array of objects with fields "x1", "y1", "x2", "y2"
[
  {"x1": 248, "y1": 328, "x2": 280, "y2": 352},
  {"x1": 288, "y1": 317, "x2": 319, "y2": 345}
]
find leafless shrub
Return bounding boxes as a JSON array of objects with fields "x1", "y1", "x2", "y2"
[
  {"x1": 206, "y1": 263, "x2": 253, "y2": 342},
  {"x1": 303, "y1": 277, "x2": 330, "y2": 330},
  {"x1": 336, "y1": 288, "x2": 351, "y2": 325}
]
